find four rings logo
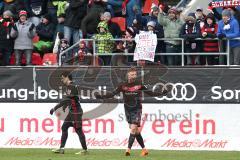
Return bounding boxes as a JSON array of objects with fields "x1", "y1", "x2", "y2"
[{"x1": 152, "y1": 83, "x2": 197, "y2": 101}]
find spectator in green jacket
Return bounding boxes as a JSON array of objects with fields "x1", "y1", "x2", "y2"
[
  {"x1": 158, "y1": 7, "x2": 184, "y2": 66},
  {"x1": 93, "y1": 21, "x2": 114, "y2": 66}
]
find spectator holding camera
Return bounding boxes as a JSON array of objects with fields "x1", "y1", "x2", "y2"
[{"x1": 11, "y1": 10, "x2": 36, "y2": 66}]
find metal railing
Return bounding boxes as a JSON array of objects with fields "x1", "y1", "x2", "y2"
[{"x1": 59, "y1": 37, "x2": 233, "y2": 67}]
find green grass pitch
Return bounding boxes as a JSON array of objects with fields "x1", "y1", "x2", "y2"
[{"x1": 0, "y1": 149, "x2": 240, "y2": 160}]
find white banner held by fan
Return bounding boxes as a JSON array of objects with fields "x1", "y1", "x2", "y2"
[{"x1": 134, "y1": 31, "x2": 157, "y2": 62}]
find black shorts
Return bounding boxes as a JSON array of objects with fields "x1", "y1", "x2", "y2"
[
  {"x1": 64, "y1": 112, "x2": 83, "y2": 129},
  {"x1": 125, "y1": 109, "x2": 142, "y2": 127}
]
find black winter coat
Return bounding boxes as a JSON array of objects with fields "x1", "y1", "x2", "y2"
[{"x1": 36, "y1": 22, "x2": 55, "y2": 41}]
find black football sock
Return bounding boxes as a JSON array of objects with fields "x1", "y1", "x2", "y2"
[
  {"x1": 60, "y1": 131, "x2": 68, "y2": 148},
  {"x1": 76, "y1": 128, "x2": 87, "y2": 150},
  {"x1": 128, "y1": 133, "x2": 136, "y2": 149},
  {"x1": 136, "y1": 133, "x2": 145, "y2": 149}
]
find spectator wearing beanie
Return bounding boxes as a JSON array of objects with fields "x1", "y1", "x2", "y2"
[
  {"x1": 24, "y1": 0, "x2": 47, "y2": 26},
  {"x1": 195, "y1": 6, "x2": 205, "y2": 61},
  {"x1": 0, "y1": 10, "x2": 14, "y2": 65},
  {"x1": 11, "y1": 10, "x2": 36, "y2": 66},
  {"x1": 64, "y1": 0, "x2": 88, "y2": 45},
  {"x1": 180, "y1": 12, "x2": 201, "y2": 65},
  {"x1": 34, "y1": 14, "x2": 55, "y2": 56},
  {"x1": 103, "y1": 11, "x2": 122, "y2": 38},
  {"x1": 72, "y1": 40, "x2": 92, "y2": 65},
  {"x1": 56, "y1": 38, "x2": 69, "y2": 65},
  {"x1": 195, "y1": 6, "x2": 206, "y2": 29},
  {"x1": 217, "y1": 9, "x2": 240, "y2": 65},
  {"x1": 158, "y1": 7, "x2": 183, "y2": 66},
  {"x1": 2, "y1": 0, "x2": 19, "y2": 21},
  {"x1": 201, "y1": 13, "x2": 219, "y2": 65}
]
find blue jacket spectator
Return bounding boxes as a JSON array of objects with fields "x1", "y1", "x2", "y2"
[
  {"x1": 217, "y1": 9, "x2": 240, "y2": 65},
  {"x1": 217, "y1": 12, "x2": 240, "y2": 47}
]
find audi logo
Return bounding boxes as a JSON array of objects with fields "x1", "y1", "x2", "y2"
[{"x1": 152, "y1": 83, "x2": 197, "y2": 101}]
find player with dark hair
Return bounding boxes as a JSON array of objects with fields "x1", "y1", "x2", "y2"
[
  {"x1": 50, "y1": 72, "x2": 88, "y2": 155},
  {"x1": 95, "y1": 67, "x2": 170, "y2": 156}
]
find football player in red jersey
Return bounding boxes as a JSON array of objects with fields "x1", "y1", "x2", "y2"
[{"x1": 95, "y1": 67, "x2": 170, "y2": 156}]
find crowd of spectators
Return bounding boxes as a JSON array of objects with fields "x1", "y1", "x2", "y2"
[{"x1": 0, "y1": 0, "x2": 240, "y2": 66}]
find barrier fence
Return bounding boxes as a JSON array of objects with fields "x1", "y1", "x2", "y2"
[{"x1": 59, "y1": 38, "x2": 232, "y2": 66}]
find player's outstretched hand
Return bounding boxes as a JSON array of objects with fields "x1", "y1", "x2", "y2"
[{"x1": 50, "y1": 108, "x2": 54, "y2": 115}]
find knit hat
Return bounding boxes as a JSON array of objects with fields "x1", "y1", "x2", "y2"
[
  {"x1": 3, "y1": 10, "x2": 13, "y2": 17},
  {"x1": 206, "y1": 13, "x2": 215, "y2": 21},
  {"x1": 185, "y1": 12, "x2": 196, "y2": 23},
  {"x1": 147, "y1": 21, "x2": 156, "y2": 28},
  {"x1": 19, "y1": 10, "x2": 27, "y2": 17},
  {"x1": 222, "y1": 9, "x2": 232, "y2": 17},
  {"x1": 196, "y1": 6, "x2": 203, "y2": 11},
  {"x1": 205, "y1": 13, "x2": 216, "y2": 24},
  {"x1": 103, "y1": 12, "x2": 111, "y2": 19}
]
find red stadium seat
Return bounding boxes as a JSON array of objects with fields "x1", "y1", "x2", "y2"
[
  {"x1": 143, "y1": 0, "x2": 159, "y2": 14},
  {"x1": 42, "y1": 53, "x2": 57, "y2": 65},
  {"x1": 32, "y1": 52, "x2": 42, "y2": 65},
  {"x1": 111, "y1": 17, "x2": 126, "y2": 32}
]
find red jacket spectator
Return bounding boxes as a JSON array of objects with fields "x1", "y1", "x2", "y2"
[{"x1": 201, "y1": 13, "x2": 219, "y2": 52}]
